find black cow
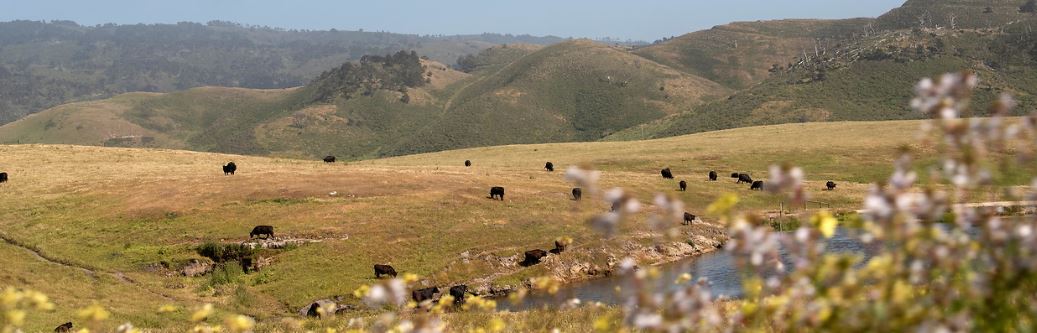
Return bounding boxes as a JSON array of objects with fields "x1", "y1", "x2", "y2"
[
  {"x1": 323, "y1": 156, "x2": 336, "y2": 163},
  {"x1": 412, "y1": 287, "x2": 440, "y2": 303},
  {"x1": 522, "y1": 249, "x2": 548, "y2": 266},
  {"x1": 464, "y1": 160, "x2": 472, "y2": 167},
  {"x1": 661, "y1": 168, "x2": 674, "y2": 179},
  {"x1": 240, "y1": 257, "x2": 254, "y2": 274},
  {"x1": 737, "y1": 173, "x2": 753, "y2": 184},
  {"x1": 223, "y1": 162, "x2": 237, "y2": 175},
  {"x1": 550, "y1": 240, "x2": 567, "y2": 255},
  {"x1": 679, "y1": 180, "x2": 687, "y2": 191},
  {"x1": 683, "y1": 212, "x2": 697, "y2": 225},
  {"x1": 374, "y1": 264, "x2": 397, "y2": 278},
  {"x1": 249, "y1": 225, "x2": 274, "y2": 239},
  {"x1": 0, "y1": 172, "x2": 7, "y2": 184},
  {"x1": 572, "y1": 188, "x2": 583, "y2": 201},
  {"x1": 449, "y1": 285, "x2": 470, "y2": 305},
  {"x1": 709, "y1": 171, "x2": 718, "y2": 181},
  {"x1": 545, "y1": 162, "x2": 554, "y2": 172},
  {"x1": 826, "y1": 181, "x2": 837, "y2": 191},
  {"x1": 750, "y1": 181, "x2": 765, "y2": 191},
  {"x1": 730, "y1": 172, "x2": 740, "y2": 179},
  {"x1": 490, "y1": 186, "x2": 505, "y2": 201},
  {"x1": 54, "y1": 322, "x2": 73, "y2": 332}
]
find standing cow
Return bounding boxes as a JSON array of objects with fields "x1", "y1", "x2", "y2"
[
  {"x1": 737, "y1": 173, "x2": 753, "y2": 184},
  {"x1": 708, "y1": 171, "x2": 718, "y2": 181},
  {"x1": 223, "y1": 162, "x2": 237, "y2": 175},
  {"x1": 661, "y1": 168, "x2": 674, "y2": 179},
  {"x1": 490, "y1": 187, "x2": 505, "y2": 200},
  {"x1": 545, "y1": 162, "x2": 554, "y2": 172},
  {"x1": 683, "y1": 212, "x2": 697, "y2": 225},
  {"x1": 572, "y1": 188, "x2": 583, "y2": 201},
  {"x1": 0, "y1": 172, "x2": 7, "y2": 184},
  {"x1": 249, "y1": 225, "x2": 274, "y2": 239},
  {"x1": 826, "y1": 181, "x2": 837, "y2": 191},
  {"x1": 679, "y1": 180, "x2": 687, "y2": 191},
  {"x1": 750, "y1": 181, "x2": 765, "y2": 191},
  {"x1": 464, "y1": 160, "x2": 472, "y2": 167},
  {"x1": 323, "y1": 156, "x2": 336, "y2": 163},
  {"x1": 449, "y1": 285, "x2": 470, "y2": 305}
]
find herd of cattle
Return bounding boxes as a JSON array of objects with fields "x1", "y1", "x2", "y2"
[{"x1": 223, "y1": 156, "x2": 840, "y2": 306}]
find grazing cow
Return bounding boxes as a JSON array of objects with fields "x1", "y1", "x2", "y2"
[
  {"x1": 709, "y1": 171, "x2": 718, "y2": 181},
  {"x1": 249, "y1": 225, "x2": 274, "y2": 239},
  {"x1": 464, "y1": 160, "x2": 472, "y2": 167},
  {"x1": 0, "y1": 172, "x2": 7, "y2": 184},
  {"x1": 412, "y1": 287, "x2": 440, "y2": 303},
  {"x1": 661, "y1": 168, "x2": 674, "y2": 179},
  {"x1": 323, "y1": 156, "x2": 336, "y2": 163},
  {"x1": 750, "y1": 181, "x2": 765, "y2": 191},
  {"x1": 54, "y1": 322, "x2": 73, "y2": 332},
  {"x1": 374, "y1": 264, "x2": 397, "y2": 278},
  {"x1": 572, "y1": 188, "x2": 583, "y2": 201},
  {"x1": 683, "y1": 212, "x2": 697, "y2": 225},
  {"x1": 490, "y1": 187, "x2": 505, "y2": 201},
  {"x1": 679, "y1": 180, "x2": 687, "y2": 191},
  {"x1": 522, "y1": 249, "x2": 548, "y2": 266},
  {"x1": 826, "y1": 181, "x2": 837, "y2": 191},
  {"x1": 449, "y1": 285, "x2": 470, "y2": 305},
  {"x1": 545, "y1": 162, "x2": 554, "y2": 172},
  {"x1": 223, "y1": 162, "x2": 237, "y2": 175},
  {"x1": 737, "y1": 173, "x2": 753, "y2": 184}
]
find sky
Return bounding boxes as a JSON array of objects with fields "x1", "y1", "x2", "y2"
[{"x1": 0, "y1": 0, "x2": 907, "y2": 41}]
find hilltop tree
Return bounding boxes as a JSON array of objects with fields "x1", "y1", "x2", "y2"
[{"x1": 1022, "y1": 0, "x2": 1037, "y2": 13}]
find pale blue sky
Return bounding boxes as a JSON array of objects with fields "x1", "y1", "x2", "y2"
[{"x1": 0, "y1": 0, "x2": 907, "y2": 40}]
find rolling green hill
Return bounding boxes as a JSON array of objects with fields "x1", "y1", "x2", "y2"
[{"x1": 0, "y1": 41, "x2": 728, "y2": 159}]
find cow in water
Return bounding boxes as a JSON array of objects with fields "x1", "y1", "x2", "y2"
[
  {"x1": 826, "y1": 181, "x2": 837, "y2": 191},
  {"x1": 323, "y1": 156, "x2": 336, "y2": 163},
  {"x1": 223, "y1": 162, "x2": 237, "y2": 175},
  {"x1": 572, "y1": 188, "x2": 583, "y2": 201},
  {"x1": 374, "y1": 264, "x2": 397, "y2": 278},
  {"x1": 709, "y1": 171, "x2": 718, "y2": 181},
  {"x1": 521, "y1": 249, "x2": 548, "y2": 266},
  {"x1": 679, "y1": 180, "x2": 687, "y2": 191},
  {"x1": 54, "y1": 322, "x2": 73, "y2": 332},
  {"x1": 464, "y1": 160, "x2": 472, "y2": 167},
  {"x1": 683, "y1": 212, "x2": 697, "y2": 225},
  {"x1": 661, "y1": 168, "x2": 674, "y2": 179},
  {"x1": 412, "y1": 287, "x2": 440, "y2": 303},
  {"x1": 249, "y1": 225, "x2": 274, "y2": 239},
  {"x1": 545, "y1": 162, "x2": 554, "y2": 172},
  {"x1": 737, "y1": 173, "x2": 753, "y2": 184},
  {"x1": 490, "y1": 187, "x2": 505, "y2": 200},
  {"x1": 0, "y1": 172, "x2": 7, "y2": 184},
  {"x1": 750, "y1": 181, "x2": 765, "y2": 191}
]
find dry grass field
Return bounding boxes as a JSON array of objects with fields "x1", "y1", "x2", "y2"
[{"x1": 2, "y1": 119, "x2": 1025, "y2": 331}]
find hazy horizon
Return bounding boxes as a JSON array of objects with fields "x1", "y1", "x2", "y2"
[{"x1": 3, "y1": 0, "x2": 906, "y2": 41}]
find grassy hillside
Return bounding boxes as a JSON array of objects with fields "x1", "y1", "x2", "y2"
[
  {"x1": 0, "y1": 41, "x2": 729, "y2": 159},
  {"x1": 875, "y1": 0, "x2": 1037, "y2": 30},
  {"x1": 1, "y1": 120, "x2": 974, "y2": 331},
  {"x1": 634, "y1": 19, "x2": 872, "y2": 89},
  {"x1": 615, "y1": 27, "x2": 1037, "y2": 141},
  {"x1": 389, "y1": 40, "x2": 729, "y2": 155}
]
